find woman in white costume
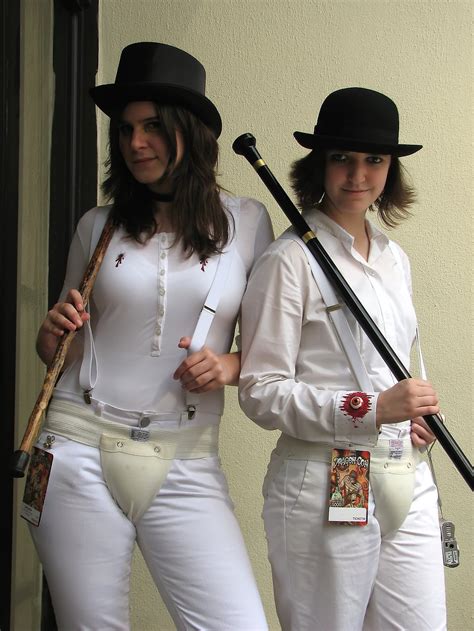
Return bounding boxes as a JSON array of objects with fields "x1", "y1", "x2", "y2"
[
  {"x1": 31, "y1": 42, "x2": 272, "y2": 630},
  {"x1": 239, "y1": 88, "x2": 446, "y2": 631}
]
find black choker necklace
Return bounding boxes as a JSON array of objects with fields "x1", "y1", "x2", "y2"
[{"x1": 149, "y1": 190, "x2": 175, "y2": 202}]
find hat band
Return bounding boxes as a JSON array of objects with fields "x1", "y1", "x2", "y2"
[{"x1": 314, "y1": 124, "x2": 398, "y2": 145}]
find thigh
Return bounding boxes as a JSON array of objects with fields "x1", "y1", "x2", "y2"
[
  {"x1": 137, "y1": 456, "x2": 268, "y2": 631},
  {"x1": 263, "y1": 457, "x2": 381, "y2": 631},
  {"x1": 364, "y1": 462, "x2": 447, "y2": 631},
  {"x1": 29, "y1": 432, "x2": 136, "y2": 631}
]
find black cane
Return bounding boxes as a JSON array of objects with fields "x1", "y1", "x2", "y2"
[{"x1": 233, "y1": 133, "x2": 473, "y2": 491}]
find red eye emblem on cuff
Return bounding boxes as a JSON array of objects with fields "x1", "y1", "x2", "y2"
[{"x1": 340, "y1": 391, "x2": 373, "y2": 426}]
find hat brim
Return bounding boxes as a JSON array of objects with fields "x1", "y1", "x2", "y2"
[
  {"x1": 293, "y1": 131, "x2": 422, "y2": 157},
  {"x1": 90, "y1": 83, "x2": 222, "y2": 138}
]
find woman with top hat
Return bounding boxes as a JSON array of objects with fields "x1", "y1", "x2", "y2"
[
  {"x1": 239, "y1": 87, "x2": 446, "y2": 630},
  {"x1": 30, "y1": 42, "x2": 272, "y2": 630}
]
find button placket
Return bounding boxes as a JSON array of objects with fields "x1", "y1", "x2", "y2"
[{"x1": 152, "y1": 235, "x2": 169, "y2": 355}]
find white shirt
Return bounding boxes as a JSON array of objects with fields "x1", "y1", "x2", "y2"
[
  {"x1": 54, "y1": 195, "x2": 273, "y2": 417},
  {"x1": 239, "y1": 209, "x2": 417, "y2": 446}
]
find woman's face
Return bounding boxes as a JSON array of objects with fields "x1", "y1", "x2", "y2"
[
  {"x1": 118, "y1": 101, "x2": 184, "y2": 193},
  {"x1": 323, "y1": 150, "x2": 391, "y2": 219}
]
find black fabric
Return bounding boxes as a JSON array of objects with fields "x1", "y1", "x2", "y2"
[
  {"x1": 90, "y1": 42, "x2": 222, "y2": 137},
  {"x1": 294, "y1": 87, "x2": 422, "y2": 156}
]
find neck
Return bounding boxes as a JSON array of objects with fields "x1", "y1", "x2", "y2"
[
  {"x1": 321, "y1": 202, "x2": 370, "y2": 261},
  {"x1": 149, "y1": 190, "x2": 175, "y2": 203}
]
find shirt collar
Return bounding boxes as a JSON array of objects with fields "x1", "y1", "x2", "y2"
[{"x1": 302, "y1": 208, "x2": 390, "y2": 251}]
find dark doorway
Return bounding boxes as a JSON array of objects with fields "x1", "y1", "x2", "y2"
[
  {"x1": 42, "y1": 2, "x2": 99, "y2": 629},
  {"x1": 0, "y1": 0, "x2": 20, "y2": 627}
]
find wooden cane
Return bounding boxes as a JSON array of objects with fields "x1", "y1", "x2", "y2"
[{"x1": 12, "y1": 217, "x2": 115, "y2": 477}]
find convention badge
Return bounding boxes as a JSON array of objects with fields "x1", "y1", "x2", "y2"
[
  {"x1": 21, "y1": 447, "x2": 53, "y2": 527},
  {"x1": 328, "y1": 448, "x2": 370, "y2": 526}
]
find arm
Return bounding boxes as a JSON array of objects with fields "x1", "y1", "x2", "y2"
[
  {"x1": 36, "y1": 208, "x2": 98, "y2": 367},
  {"x1": 239, "y1": 240, "x2": 379, "y2": 444}
]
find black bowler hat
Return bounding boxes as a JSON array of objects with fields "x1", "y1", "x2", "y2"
[
  {"x1": 294, "y1": 87, "x2": 421, "y2": 156},
  {"x1": 90, "y1": 42, "x2": 222, "y2": 137}
]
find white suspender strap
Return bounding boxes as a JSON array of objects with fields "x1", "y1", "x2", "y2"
[
  {"x1": 79, "y1": 209, "x2": 109, "y2": 400},
  {"x1": 185, "y1": 197, "x2": 241, "y2": 416},
  {"x1": 282, "y1": 232, "x2": 373, "y2": 392}
]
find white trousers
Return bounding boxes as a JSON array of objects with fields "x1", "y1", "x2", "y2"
[
  {"x1": 29, "y1": 431, "x2": 268, "y2": 631},
  {"x1": 263, "y1": 454, "x2": 446, "y2": 631}
]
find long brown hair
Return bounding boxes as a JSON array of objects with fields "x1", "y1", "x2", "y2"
[
  {"x1": 102, "y1": 103, "x2": 232, "y2": 258},
  {"x1": 290, "y1": 148, "x2": 416, "y2": 228}
]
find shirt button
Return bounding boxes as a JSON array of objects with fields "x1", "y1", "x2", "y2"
[
  {"x1": 156, "y1": 325, "x2": 161, "y2": 335},
  {"x1": 159, "y1": 307, "x2": 165, "y2": 316},
  {"x1": 140, "y1": 416, "x2": 150, "y2": 428},
  {"x1": 161, "y1": 236, "x2": 166, "y2": 243},
  {"x1": 159, "y1": 288, "x2": 165, "y2": 296},
  {"x1": 160, "y1": 252, "x2": 166, "y2": 259},
  {"x1": 160, "y1": 269, "x2": 165, "y2": 276}
]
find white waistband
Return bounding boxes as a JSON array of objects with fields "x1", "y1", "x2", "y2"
[
  {"x1": 53, "y1": 390, "x2": 221, "y2": 426},
  {"x1": 276, "y1": 433, "x2": 420, "y2": 466},
  {"x1": 45, "y1": 400, "x2": 219, "y2": 458}
]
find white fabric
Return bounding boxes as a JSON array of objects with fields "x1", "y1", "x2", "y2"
[
  {"x1": 262, "y1": 456, "x2": 446, "y2": 631},
  {"x1": 239, "y1": 209, "x2": 417, "y2": 445},
  {"x1": 239, "y1": 208, "x2": 446, "y2": 630},
  {"x1": 281, "y1": 231, "x2": 373, "y2": 393},
  {"x1": 30, "y1": 431, "x2": 268, "y2": 631},
  {"x1": 56, "y1": 195, "x2": 273, "y2": 417},
  {"x1": 33, "y1": 194, "x2": 273, "y2": 629}
]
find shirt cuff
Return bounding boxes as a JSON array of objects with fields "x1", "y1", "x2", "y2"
[{"x1": 334, "y1": 391, "x2": 379, "y2": 446}]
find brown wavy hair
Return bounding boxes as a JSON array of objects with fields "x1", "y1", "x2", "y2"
[
  {"x1": 289, "y1": 148, "x2": 416, "y2": 228},
  {"x1": 102, "y1": 103, "x2": 232, "y2": 258}
]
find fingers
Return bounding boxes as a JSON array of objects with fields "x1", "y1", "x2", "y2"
[
  {"x1": 377, "y1": 378, "x2": 440, "y2": 426},
  {"x1": 410, "y1": 416, "x2": 437, "y2": 447},
  {"x1": 42, "y1": 289, "x2": 89, "y2": 338},
  {"x1": 173, "y1": 346, "x2": 226, "y2": 393}
]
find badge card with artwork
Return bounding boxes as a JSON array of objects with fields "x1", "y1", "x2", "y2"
[
  {"x1": 328, "y1": 448, "x2": 370, "y2": 526},
  {"x1": 21, "y1": 447, "x2": 53, "y2": 527}
]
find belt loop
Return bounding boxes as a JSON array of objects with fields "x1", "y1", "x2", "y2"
[{"x1": 95, "y1": 401, "x2": 104, "y2": 417}]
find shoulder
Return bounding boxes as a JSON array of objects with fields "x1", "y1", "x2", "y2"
[
  {"x1": 387, "y1": 238, "x2": 411, "y2": 268},
  {"x1": 222, "y1": 193, "x2": 269, "y2": 224},
  {"x1": 76, "y1": 205, "x2": 112, "y2": 234},
  {"x1": 253, "y1": 230, "x2": 311, "y2": 273}
]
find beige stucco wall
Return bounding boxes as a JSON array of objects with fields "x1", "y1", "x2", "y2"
[{"x1": 95, "y1": 1, "x2": 472, "y2": 629}]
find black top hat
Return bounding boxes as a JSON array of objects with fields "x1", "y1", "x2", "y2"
[
  {"x1": 294, "y1": 87, "x2": 421, "y2": 157},
  {"x1": 90, "y1": 42, "x2": 222, "y2": 138}
]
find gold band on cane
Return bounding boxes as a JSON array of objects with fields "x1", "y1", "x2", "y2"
[
  {"x1": 302, "y1": 230, "x2": 316, "y2": 243},
  {"x1": 252, "y1": 159, "x2": 266, "y2": 170}
]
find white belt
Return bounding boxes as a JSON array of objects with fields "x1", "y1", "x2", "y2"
[
  {"x1": 53, "y1": 391, "x2": 221, "y2": 426},
  {"x1": 275, "y1": 433, "x2": 420, "y2": 468},
  {"x1": 45, "y1": 399, "x2": 219, "y2": 457}
]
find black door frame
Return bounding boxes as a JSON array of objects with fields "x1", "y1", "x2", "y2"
[
  {"x1": 0, "y1": 0, "x2": 20, "y2": 626},
  {"x1": 0, "y1": 1, "x2": 98, "y2": 629}
]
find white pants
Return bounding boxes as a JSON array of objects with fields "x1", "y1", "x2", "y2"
[
  {"x1": 263, "y1": 453, "x2": 446, "y2": 631},
  {"x1": 29, "y1": 432, "x2": 268, "y2": 631}
]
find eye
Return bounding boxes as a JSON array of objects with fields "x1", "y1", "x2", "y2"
[
  {"x1": 327, "y1": 153, "x2": 347, "y2": 163},
  {"x1": 366, "y1": 155, "x2": 384, "y2": 164},
  {"x1": 118, "y1": 123, "x2": 132, "y2": 137},
  {"x1": 145, "y1": 119, "x2": 162, "y2": 132}
]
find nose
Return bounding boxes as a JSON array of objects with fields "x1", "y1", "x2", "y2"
[
  {"x1": 130, "y1": 128, "x2": 147, "y2": 151},
  {"x1": 347, "y1": 161, "x2": 366, "y2": 185}
]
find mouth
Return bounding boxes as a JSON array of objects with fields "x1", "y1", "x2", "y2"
[{"x1": 132, "y1": 157, "x2": 156, "y2": 165}]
